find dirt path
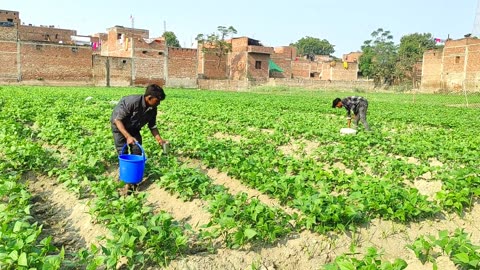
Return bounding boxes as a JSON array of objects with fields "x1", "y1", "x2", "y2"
[
  {"x1": 22, "y1": 160, "x2": 479, "y2": 270},
  {"x1": 141, "y1": 181, "x2": 211, "y2": 230},
  {"x1": 163, "y1": 202, "x2": 479, "y2": 270},
  {"x1": 24, "y1": 143, "x2": 477, "y2": 270},
  {"x1": 26, "y1": 173, "x2": 109, "y2": 255},
  {"x1": 160, "y1": 158, "x2": 479, "y2": 269}
]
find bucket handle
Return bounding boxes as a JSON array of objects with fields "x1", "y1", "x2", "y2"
[{"x1": 121, "y1": 142, "x2": 146, "y2": 160}]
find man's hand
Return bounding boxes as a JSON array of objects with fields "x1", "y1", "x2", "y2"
[
  {"x1": 126, "y1": 136, "x2": 137, "y2": 145},
  {"x1": 151, "y1": 128, "x2": 166, "y2": 146},
  {"x1": 347, "y1": 117, "x2": 352, "y2": 128}
]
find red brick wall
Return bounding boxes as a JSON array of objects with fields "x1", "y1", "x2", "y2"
[
  {"x1": 247, "y1": 53, "x2": 269, "y2": 81},
  {"x1": 291, "y1": 59, "x2": 357, "y2": 80},
  {"x1": 322, "y1": 61, "x2": 358, "y2": 81},
  {"x1": 92, "y1": 55, "x2": 107, "y2": 86},
  {"x1": 103, "y1": 28, "x2": 132, "y2": 57},
  {"x1": 200, "y1": 50, "x2": 228, "y2": 79},
  {"x1": 466, "y1": 43, "x2": 480, "y2": 79},
  {"x1": 231, "y1": 37, "x2": 248, "y2": 52},
  {"x1": 421, "y1": 49, "x2": 443, "y2": 90},
  {"x1": 420, "y1": 38, "x2": 480, "y2": 92},
  {"x1": 108, "y1": 57, "x2": 132, "y2": 86},
  {"x1": 0, "y1": 10, "x2": 20, "y2": 24},
  {"x1": 311, "y1": 62, "x2": 323, "y2": 78},
  {"x1": 198, "y1": 78, "x2": 249, "y2": 90},
  {"x1": 198, "y1": 78, "x2": 374, "y2": 91},
  {"x1": 20, "y1": 42, "x2": 92, "y2": 81},
  {"x1": 168, "y1": 47, "x2": 197, "y2": 78},
  {"x1": 269, "y1": 78, "x2": 374, "y2": 90},
  {"x1": 465, "y1": 43, "x2": 480, "y2": 91},
  {"x1": 102, "y1": 27, "x2": 155, "y2": 58},
  {"x1": 134, "y1": 54, "x2": 165, "y2": 86},
  {"x1": 0, "y1": 40, "x2": 17, "y2": 80},
  {"x1": 343, "y1": 52, "x2": 362, "y2": 62},
  {"x1": 133, "y1": 41, "x2": 166, "y2": 83},
  {"x1": 0, "y1": 26, "x2": 17, "y2": 41},
  {"x1": 18, "y1": 25, "x2": 77, "y2": 43},
  {"x1": 92, "y1": 55, "x2": 133, "y2": 87},
  {"x1": 442, "y1": 46, "x2": 465, "y2": 91},
  {"x1": 230, "y1": 51, "x2": 247, "y2": 80},
  {"x1": 292, "y1": 60, "x2": 311, "y2": 78},
  {"x1": 271, "y1": 46, "x2": 296, "y2": 79},
  {"x1": 134, "y1": 38, "x2": 164, "y2": 50}
]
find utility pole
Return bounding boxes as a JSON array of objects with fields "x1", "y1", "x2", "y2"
[{"x1": 131, "y1": 15, "x2": 135, "y2": 86}]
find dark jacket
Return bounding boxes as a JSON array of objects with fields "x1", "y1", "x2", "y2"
[{"x1": 110, "y1": 95, "x2": 157, "y2": 132}]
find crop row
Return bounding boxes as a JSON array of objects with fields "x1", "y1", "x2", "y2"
[{"x1": 1, "y1": 86, "x2": 478, "y2": 269}]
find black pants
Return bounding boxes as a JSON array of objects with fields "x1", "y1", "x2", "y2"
[
  {"x1": 112, "y1": 129, "x2": 143, "y2": 155},
  {"x1": 352, "y1": 100, "x2": 370, "y2": 131}
]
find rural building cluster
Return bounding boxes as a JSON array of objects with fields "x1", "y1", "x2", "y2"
[{"x1": 0, "y1": 9, "x2": 478, "y2": 92}]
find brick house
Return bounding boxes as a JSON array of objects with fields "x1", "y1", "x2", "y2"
[
  {"x1": 198, "y1": 37, "x2": 274, "y2": 81},
  {"x1": 1, "y1": 8, "x2": 361, "y2": 88},
  {"x1": 343, "y1": 51, "x2": 362, "y2": 62},
  {"x1": 421, "y1": 37, "x2": 480, "y2": 92}
]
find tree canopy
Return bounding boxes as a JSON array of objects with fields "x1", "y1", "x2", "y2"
[
  {"x1": 195, "y1": 26, "x2": 237, "y2": 55},
  {"x1": 290, "y1": 36, "x2": 335, "y2": 59},
  {"x1": 359, "y1": 28, "x2": 398, "y2": 86},
  {"x1": 396, "y1": 33, "x2": 437, "y2": 80},
  {"x1": 359, "y1": 28, "x2": 438, "y2": 87},
  {"x1": 162, "y1": 31, "x2": 181, "y2": 48},
  {"x1": 195, "y1": 26, "x2": 237, "y2": 68}
]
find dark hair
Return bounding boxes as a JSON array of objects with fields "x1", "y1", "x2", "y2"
[
  {"x1": 332, "y1": 98, "x2": 341, "y2": 108},
  {"x1": 145, "y1": 84, "x2": 166, "y2": 101}
]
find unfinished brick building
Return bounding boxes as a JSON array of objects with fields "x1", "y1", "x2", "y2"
[
  {"x1": 343, "y1": 51, "x2": 362, "y2": 62},
  {"x1": 197, "y1": 37, "x2": 274, "y2": 81},
  {"x1": 0, "y1": 9, "x2": 92, "y2": 82},
  {"x1": 421, "y1": 37, "x2": 480, "y2": 92},
  {"x1": 1, "y1": 8, "x2": 361, "y2": 89},
  {"x1": 0, "y1": 9, "x2": 198, "y2": 87},
  {"x1": 198, "y1": 37, "x2": 359, "y2": 83}
]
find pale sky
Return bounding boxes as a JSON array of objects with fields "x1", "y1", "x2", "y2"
[{"x1": 3, "y1": 0, "x2": 478, "y2": 57}]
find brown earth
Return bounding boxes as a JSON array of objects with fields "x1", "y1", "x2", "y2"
[{"x1": 24, "y1": 142, "x2": 479, "y2": 270}]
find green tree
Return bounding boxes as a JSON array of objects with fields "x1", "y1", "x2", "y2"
[
  {"x1": 162, "y1": 31, "x2": 181, "y2": 47},
  {"x1": 290, "y1": 36, "x2": 335, "y2": 59},
  {"x1": 359, "y1": 28, "x2": 398, "y2": 87},
  {"x1": 396, "y1": 33, "x2": 436, "y2": 81},
  {"x1": 196, "y1": 26, "x2": 237, "y2": 67}
]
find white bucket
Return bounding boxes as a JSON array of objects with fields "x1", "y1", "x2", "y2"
[{"x1": 340, "y1": 128, "x2": 357, "y2": 135}]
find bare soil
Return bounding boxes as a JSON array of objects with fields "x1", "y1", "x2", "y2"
[
  {"x1": 25, "y1": 173, "x2": 109, "y2": 255},
  {"x1": 24, "y1": 147, "x2": 479, "y2": 270}
]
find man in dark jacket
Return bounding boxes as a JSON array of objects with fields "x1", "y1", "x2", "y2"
[
  {"x1": 111, "y1": 84, "x2": 167, "y2": 195},
  {"x1": 111, "y1": 84, "x2": 167, "y2": 155},
  {"x1": 332, "y1": 96, "x2": 370, "y2": 131}
]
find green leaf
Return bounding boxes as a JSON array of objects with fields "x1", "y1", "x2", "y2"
[
  {"x1": 136, "y1": 225, "x2": 148, "y2": 241},
  {"x1": 9, "y1": 250, "x2": 18, "y2": 261},
  {"x1": 337, "y1": 261, "x2": 355, "y2": 270},
  {"x1": 13, "y1": 221, "x2": 23, "y2": 232},
  {"x1": 244, "y1": 228, "x2": 257, "y2": 240},
  {"x1": 469, "y1": 260, "x2": 480, "y2": 267},
  {"x1": 18, "y1": 252, "x2": 28, "y2": 266},
  {"x1": 454, "y1": 252, "x2": 469, "y2": 264},
  {"x1": 25, "y1": 233, "x2": 37, "y2": 244}
]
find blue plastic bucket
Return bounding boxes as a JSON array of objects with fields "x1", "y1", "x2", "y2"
[{"x1": 118, "y1": 142, "x2": 146, "y2": 184}]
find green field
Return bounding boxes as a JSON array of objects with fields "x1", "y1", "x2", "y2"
[{"x1": 0, "y1": 86, "x2": 479, "y2": 269}]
